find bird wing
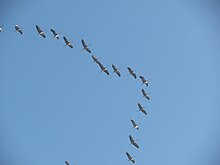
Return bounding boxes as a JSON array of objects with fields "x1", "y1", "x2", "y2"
[
  {"x1": 63, "y1": 37, "x2": 69, "y2": 44},
  {"x1": 40, "y1": 32, "x2": 46, "y2": 38},
  {"x1": 81, "y1": 39, "x2": 87, "y2": 48},
  {"x1": 65, "y1": 161, "x2": 70, "y2": 165},
  {"x1": 85, "y1": 47, "x2": 91, "y2": 53},
  {"x1": 132, "y1": 141, "x2": 139, "y2": 149},
  {"x1": 140, "y1": 76, "x2": 146, "y2": 82},
  {"x1": 130, "y1": 119, "x2": 136, "y2": 126},
  {"x1": 138, "y1": 103, "x2": 142, "y2": 109},
  {"x1": 127, "y1": 67, "x2": 132, "y2": 73},
  {"x1": 50, "y1": 29, "x2": 57, "y2": 35},
  {"x1": 116, "y1": 70, "x2": 121, "y2": 77},
  {"x1": 141, "y1": 109, "x2": 147, "y2": 115},
  {"x1": 104, "y1": 69, "x2": 109, "y2": 75},
  {"x1": 68, "y1": 44, "x2": 73, "y2": 48},
  {"x1": 132, "y1": 73, "x2": 137, "y2": 79},
  {"x1": 126, "y1": 152, "x2": 132, "y2": 160},
  {"x1": 36, "y1": 25, "x2": 42, "y2": 33},
  {"x1": 112, "y1": 64, "x2": 117, "y2": 71},
  {"x1": 142, "y1": 89, "x2": 146, "y2": 96}
]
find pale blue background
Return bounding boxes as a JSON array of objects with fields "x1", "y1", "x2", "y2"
[{"x1": 0, "y1": 0, "x2": 219, "y2": 165}]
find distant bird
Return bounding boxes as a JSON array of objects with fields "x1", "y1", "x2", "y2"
[
  {"x1": 137, "y1": 103, "x2": 147, "y2": 115},
  {"x1": 126, "y1": 152, "x2": 135, "y2": 163},
  {"x1": 63, "y1": 36, "x2": 73, "y2": 48},
  {"x1": 141, "y1": 89, "x2": 150, "y2": 100},
  {"x1": 50, "y1": 29, "x2": 60, "y2": 39},
  {"x1": 14, "y1": 25, "x2": 23, "y2": 34},
  {"x1": 65, "y1": 161, "x2": 70, "y2": 165},
  {"x1": 129, "y1": 135, "x2": 139, "y2": 149},
  {"x1": 130, "y1": 119, "x2": 139, "y2": 130},
  {"x1": 92, "y1": 55, "x2": 101, "y2": 65},
  {"x1": 98, "y1": 62, "x2": 109, "y2": 75},
  {"x1": 112, "y1": 64, "x2": 121, "y2": 77},
  {"x1": 139, "y1": 76, "x2": 149, "y2": 86},
  {"x1": 81, "y1": 39, "x2": 91, "y2": 53},
  {"x1": 36, "y1": 25, "x2": 46, "y2": 38},
  {"x1": 0, "y1": 25, "x2": 3, "y2": 32},
  {"x1": 127, "y1": 67, "x2": 136, "y2": 79}
]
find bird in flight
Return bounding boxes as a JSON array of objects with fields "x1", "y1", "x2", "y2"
[
  {"x1": 98, "y1": 62, "x2": 109, "y2": 75},
  {"x1": 129, "y1": 135, "x2": 139, "y2": 149},
  {"x1": 36, "y1": 25, "x2": 46, "y2": 38},
  {"x1": 139, "y1": 76, "x2": 149, "y2": 86},
  {"x1": 126, "y1": 152, "x2": 135, "y2": 163},
  {"x1": 112, "y1": 64, "x2": 121, "y2": 77},
  {"x1": 92, "y1": 55, "x2": 101, "y2": 65},
  {"x1": 137, "y1": 103, "x2": 147, "y2": 115},
  {"x1": 50, "y1": 29, "x2": 60, "y2": 39},
  {"x1": 127, "y1": 67, "x2": 136, "y2": 79},
  {"x1": 141, "y1": 89, "x2": 150, "y2": 100},
  {"x1": 63, "y1": 36, "x2": 73, "y2": 48},
  {"x1": 81, "y1": 39, "x2": 91, "y2": 53},
  {"x1": 14, "y1": 25, "x2": 23, "y2": 34},
  {"x1": 130, "y1": 119, "x2": 139, "y2": 130}
]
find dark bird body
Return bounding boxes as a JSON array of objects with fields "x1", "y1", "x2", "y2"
[
  {"x1": 129, "y1": 135, "x2": 139, "y2": 149},
  {"x1": 15, "y1": 25, "x2": 23, "y2": 34},
  {"x1": 50, "y1": 29, "x2": 59, "y2": 39},
  {"x1": 63, "y1": 36, "x2": 73, "y2": 48},
  {"x1": 36, "y1": 25, "x2": 46, "y2": 38},
  {"x1": 81, "y1": 39, "x2": 91, "y2": 53},
  {"x1": 127, "y1": 67, "x2": 136, "y2": 79},
  {"x1": 138, "y1": 103, "x2": 147, "y2": 115},
  {"x1": 112, "y1": 64, "x2": 121, "y2": 77},
  {"x1": 141, "y1": 89, "x2": 150, "y2": 100},
  {"x1": 130, "y1": 119, "x2": 139, "y2": 130},
  {"x1": 98, "y1": 62, "x2": 109, "y2": 75},
  {"x1": 139, "y1": 76, "x2": 149, "y2": 86},
  {"x1": 126, "y1": 152, "x2": 135, "y2": 163},
  {"x1": 65, "y1": 161, "x2": 70, "y2": 165}
]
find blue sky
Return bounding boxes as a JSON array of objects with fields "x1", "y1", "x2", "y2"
[{"x1": 0, "y1": 0, "x2": 220, "y2": 165}]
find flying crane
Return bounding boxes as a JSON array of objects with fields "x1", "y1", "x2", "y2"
[
  {"x1": 129, "y1": 135, "x2": 139, "y2": 149},
  {"x1": 127, "y1": 67, "x2": 136, "y2": 79},
  {"x1": 126, "y1": 152, "x2": 135, "y2": 163},
  {"x1": 63, "y1": 36, "x2": 73, "y2": 48},
  {"x1": 81, "y1": 39, "x2": 91, "y2": 53},
  {"x1": 112, "y1": 64, "x2": 121, "y2": 77},
  {"x1": 36, "y1": 25, "x2": 46, "y2": 38},
  {"x1": 141, "y1": 89, "x2": 150, "y2": 100},
  {"x1": 92, "y1": 55, "x2": 101, "y2": 65},
  {"x1": 50, "y1": 29, "x2": 60, "y2": 39},
  {"x1": 130, "y1": 119, "x2": 139, "y2": 130},
  {"x1": 98, "y1": 62, "x2": 109, "y2": 75},
  {"x1": 139, "y1": 76, "x2": 149, "y2": 86},
  {"x1": 14, "y1": 25, "x2": 23, "y2": 34},
  {"x1": 137, "y1": 103, "x2": 147, "y2": 115}
]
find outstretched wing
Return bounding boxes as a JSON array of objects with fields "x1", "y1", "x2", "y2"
[
  {"x1": 81, "y1": 39, "x2": 87, "y2": 48},
  {"x1": 63, "y1": 36, "x2": 69, "y2": 44},
  {"x1": 132, "y1": 72, "x2": 137, "y2": 79},
  {"x1": 50, "y1": 29, "x2": 56, "y2": 35},
  {"x1": 36, "y1": 25, "x2": 42, "y2": 33},
  {"x1": 112, "y1": 64, "x2": 117, "y2": 71},
  {"x1": 141, "y1": 109, "x2": 147, "y2": 115},
  {"x1": 126, "y1": 152, "x2": 132, "y2": 160},
  {"x1": 138, "y1": 103, "x2": 142, "y2": 110},
  {"x1": 130, "y1": 119, "x2": 136, "y2": 127},
  {"x1": 142, "y1": 89, "x2": 146, "y2": 96},
  {"x1": 65, "y1": 161, "x2": 70, "y2": 165}
]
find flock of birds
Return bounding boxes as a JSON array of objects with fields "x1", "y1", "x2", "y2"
[{"x1": 0, "y1": 24, "x2": 151, "y2": 164}]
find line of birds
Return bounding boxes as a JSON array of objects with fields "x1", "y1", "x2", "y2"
[{"x1": 1, "y1": 24, "x2": 151, "y2": 164}]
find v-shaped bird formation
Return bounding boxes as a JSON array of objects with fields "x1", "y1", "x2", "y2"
[{"x1": 1, "y1": 24, "x2": 152, "y2": 164}]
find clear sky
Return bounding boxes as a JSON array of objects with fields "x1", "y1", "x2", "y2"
[{"x1": 0, "y1": 0, "x2": 220, "y2": 165}]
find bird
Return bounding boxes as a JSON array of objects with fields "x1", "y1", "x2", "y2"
[
  {"x1": 126, "y1": 152, "x2": 135, "y2": 163},
  {"x1": 98, "y1": 62, "x2": 109, "y2": 75},
  {"x1": 63, "y1": 36, "x2": 73, "y2": 48},
  {"x1": 112, "y1": 64, "x2": 121, "y2": 77},
  {"x1": 81, "y1": 39, "x2": 91, "y2": 53},
  {"x1": 129, "y1": 135, "x2": 139, "y2": 149},
  {"x1": 139, "y1": 76, "x2": 149, "y2": 86},
  {"x1": 65, "y1": 161, "x2": 70, "y2": 165},
  {"x1": 0, "y1": 25, "x2": 3, "y2": 32},
  {"x1": 14, "y1": 25, "x2": 23, "y2": 34},
  {"x1": 36, "y1": 25, "x2": 46, "y2": 38},
  {"x1": 130, "y1": 119, "x2": 139, "y2": 130},
  {"x1": 127, "y1": 67, "x2": 136, "y2": 79},
  {"x1": 141, "y1": 89, "x2": 150, "y2": 100},
  {"x1": 50, "y1": 29, "x2": 60, "y2": 39},
  {"x1": 137, "y1": 103, "x2": 147, "y2": 115}
]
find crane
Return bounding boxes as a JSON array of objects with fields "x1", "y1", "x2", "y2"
[
  {"x1": 36, "y1": 25, "x2": 46, "y2": 38},
  {"x1": 81, "y1": 39, "x2": 91, "y2": 53},
  {"x1": 98, "y1": 62, "x2": 109, "y2": 75},
  {"x1": 14, "y1": 25, "x2": 23, "y2": 34},
  {"x1": 137, "y1": 103, "x2": 147, "y2": 115},
  {"x1": 50, "y1": 29, "x2": 60, "y2": 39},
  {"x1": 126, "y1": 152, "x2": 135, "y2": 163},
  {"x1": 63, "y1": 36, "x2": 73, "y2": 48},
  {"x1": 112, "y1": 64, "x2": 121, "y2": 77},
  {"x1": 130, "y1": 119, "x2": 139, "y2": 130},
  {"x1": 139, "y1": 76, "x2": 149, "y2": 86},
  {"x1": 141, "y1": 89, "x2": 150, "y2": 100},
  {"x1": 129, "y1": 135, "x2": 139, "y2": 149},
  {"x1": 92, "y1": 55, "x2": 101, "y2": 65},
  {"x1": 127, "y1": 67, "x2": 136, "y2": 79}
]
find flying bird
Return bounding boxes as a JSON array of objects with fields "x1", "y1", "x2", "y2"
[
  {"x1": 92, "y1": 55, "x2": 101, "y2": 65},
  {"x1": 63, "y1": 36, "x2": 73, "y2": 48},
  {"x1": 65, "y1": 161, "x2": 70, "y2": 165},
  {"x1": 127, "y1": 67, "x2": 136, "y2": 79},
  {"x1": 130, "y1": 119, "x2": 139, "y2": 130},
  {"x1": 14, "y1": 25, "x2": 23, "y2": 34},
  {"x1": 141, "y1": 89, "x2": 150, "y2": 100},
  {"x1": 112, "y1": 64, "x2": 121, "y2": 77},
  {"x1": 98, "y1": 62, "x2": 109, "y2": 75},
  {"x1": 50, "y1": 29, "x2": 60, "y2": 39},
  {"x1": 138, "y1": 103, "x2": 147, "y2": 115},
  {"x1": 36, "y1": 25, "x2": 46, "y2": 38},
  {"x1": 139, "y1": 76, "x2": 149, "y2": 86},
  {"x1": 81, "y1": 39, "x2": 91, "y2": 53},
  {"x1": 129, "y1": 135, "x2": 139, "y2": 149},
  {"x1": 126, "y1": 152, "x2": 135, "y2": 163}
]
